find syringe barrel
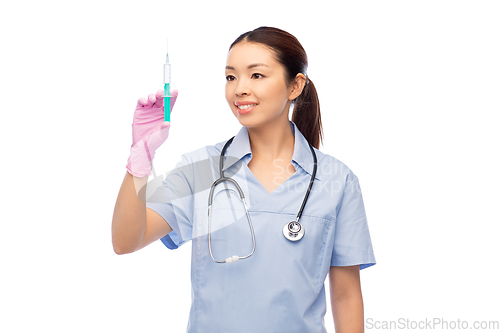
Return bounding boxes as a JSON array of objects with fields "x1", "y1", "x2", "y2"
[{"x1": 163, "y1": 63, "x2": 171, "y2": 84}]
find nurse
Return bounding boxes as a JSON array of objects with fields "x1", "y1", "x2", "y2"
[{"x1": 112, "y1": 26, "x2": 376, "y2": 332}]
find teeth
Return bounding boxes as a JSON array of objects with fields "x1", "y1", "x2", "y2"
[{"x1": 237, "y1": 104, "x2": 257, "y2": 110}]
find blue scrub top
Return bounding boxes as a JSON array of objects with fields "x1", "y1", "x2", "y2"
[{"x1": 146, "y1": 121, "x2": 375, "y2": 333}]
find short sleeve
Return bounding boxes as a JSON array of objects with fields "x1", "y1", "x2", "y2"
[
  {"x1": 330, "y1": 172, "x2": 376, "y2": 270},
  {"x1": 146, "y1": 154, "x2": 195, "y2": 250}
]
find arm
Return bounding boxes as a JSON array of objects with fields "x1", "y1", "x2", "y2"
[
  {"x1": 112, "y1": 90, "x2": 179, "y2": 254},
  {"x1": 329, "y1": 265, "x2": 364, "y2": 333},
  {"x1": 111, "y1": 171, "x2": 173, "y2": 254}
]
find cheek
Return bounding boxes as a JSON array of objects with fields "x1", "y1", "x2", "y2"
[
  {"x1": 225, "y1": 85, "x2": 233, "y2": 103},
  {"x1": 264, "y1": 77, "x2": 288, "y2": 95},
  {"x1": 262, "y1": 81, "x2": 289, "y2": 107},
  {"x1": 225, "y1": 85, "x2": 238, "y2": 116}
]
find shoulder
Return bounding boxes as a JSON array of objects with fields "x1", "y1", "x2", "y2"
[
  {"x1": 313, "y1": 148, "x2": 359, "y2": 186},
  {"x1": 164, "y1": 139, "x2": 230, "y2": 192},
  {"x1": 176, "y1": 139, "x2": 228, "y2": 165},
  {"x1": 171, "y1": 139, "x2": 235, "y2": 183}
]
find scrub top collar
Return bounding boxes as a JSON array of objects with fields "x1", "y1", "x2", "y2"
[{"x1": 221, "y1": 120, "x2": 321, "y2": 181}]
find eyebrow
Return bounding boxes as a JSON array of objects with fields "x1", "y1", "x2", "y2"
[{"x1": 225, "y1": 63, "x2": 269, "y2": 70}]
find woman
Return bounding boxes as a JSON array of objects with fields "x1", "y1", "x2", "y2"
[{"x1": 113, "y1": 27, "x2": 375, "y2": 332}]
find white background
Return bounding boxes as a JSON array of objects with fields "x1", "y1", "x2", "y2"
[{"x1": 1, "y1": 0, "x2": 499, "y2": 332}]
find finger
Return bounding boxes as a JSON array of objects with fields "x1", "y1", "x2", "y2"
[
  {"x1": 137, "y1": 97, "x2": 148, "y2": 108},
  {"x1": 147, "y1": 93, "x2": 157, "y2": 106},
  {"x1": 154, "y1": 89, "x2": 164, "y2": 107}
]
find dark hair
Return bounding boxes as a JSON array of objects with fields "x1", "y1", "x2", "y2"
[{"x1": 230, "y1": 26, "x2": 323, "y2": 149}]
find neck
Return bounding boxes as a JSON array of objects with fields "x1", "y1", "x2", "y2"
[{"x1": 247, "y1": 118, "x2": 295, "y2": 162}]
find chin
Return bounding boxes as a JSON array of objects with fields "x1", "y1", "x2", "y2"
[
  {"x1": 234, "y1": 117, "x2": 255, "y2": 128},
  {"x1": 231, "y1": 110, "x2": 253, "y2": 126}
]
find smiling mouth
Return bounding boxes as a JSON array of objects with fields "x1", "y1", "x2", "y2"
[{"x1": 237, "y1": 104, "x2": 258, "y2": 110}]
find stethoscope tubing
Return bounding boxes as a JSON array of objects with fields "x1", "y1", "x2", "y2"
[
  {"x1": 208, "y1": 192, "x2": 255, "y2": 263},
  {"x1": 208, "y1": 135, "x2": 317, "y2": 263},
  {"x1": 296, "y1": 140, "x2": 317, "y2": 223}
]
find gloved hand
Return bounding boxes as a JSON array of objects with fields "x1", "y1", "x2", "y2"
[{"x1": 126, "y1": 89, "x2": 179, "y2": 177}]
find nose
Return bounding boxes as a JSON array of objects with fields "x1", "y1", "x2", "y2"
[{"x1": 234, "y1": 78, "x2": 250, "y2": 96}]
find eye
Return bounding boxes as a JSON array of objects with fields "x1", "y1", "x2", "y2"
[
  {"x1": 226, "y1": 75, "x2": 236, "y2": 81},
  {"x1": 252, "y1": 73, "x2": 264, "y2": 79}
]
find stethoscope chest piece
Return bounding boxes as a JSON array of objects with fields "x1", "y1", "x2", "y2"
[{"x1": 283, "y1": 220, "x2": 305, "y2": 241}]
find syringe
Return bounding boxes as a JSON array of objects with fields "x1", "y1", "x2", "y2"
[{"x1": 163, "y1": 47, "x2": 171, "y2": 122}]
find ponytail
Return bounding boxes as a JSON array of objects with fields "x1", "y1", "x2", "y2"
[{"x1": 292, "y1": 78, "x2": 323, "y2": 149}]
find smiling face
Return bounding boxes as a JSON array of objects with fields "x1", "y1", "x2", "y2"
[{"x1": 225, "y1": 42, "x2": 298, "y2": 128}]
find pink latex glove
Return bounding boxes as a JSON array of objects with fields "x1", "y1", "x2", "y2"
[{"x1": 126, "y1": 89, "x2": 178, "y2": 177}]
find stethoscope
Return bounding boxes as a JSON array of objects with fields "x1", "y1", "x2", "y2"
[{"x1": 207, "y1": 136, "x2": 317, "y2": 264}]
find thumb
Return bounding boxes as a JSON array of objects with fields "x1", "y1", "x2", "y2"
[
  {"x1": 145, "y1": 121, "x2": 171, "y2": 155},
  {"x1": 155, "y1": 121, "x2": 171, "y2": 141},
  {"x1": 169, "y1": 89, "x2": 179, "y2": 112}
]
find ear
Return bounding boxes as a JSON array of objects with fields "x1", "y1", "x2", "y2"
[{"x1": 288, "y1": 73, "x2": 307, "y2": 101}]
